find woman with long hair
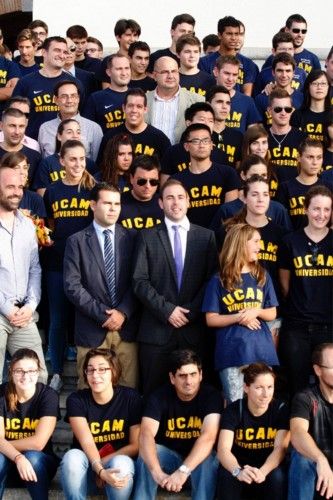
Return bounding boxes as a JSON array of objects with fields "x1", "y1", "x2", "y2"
[
  {"x1": 203, "y1": 223, "x2": 279, "y2": 404},
  {"x1": 61, "y1": 348, "x2": 141, "y2": 500},
  {"x1": 43, "y1": 140, "x2": 95, "y2": 392},
  {"x1": 278, "y1": 185, "x2": 333, "y2": 396},
  {"x1": 291, "y1": 69, "x2": 331, "y2": 143},
  {"x1": 33, "y1": 119, "x2": 96, "y2": 197},
  {"x1": 0, "y1": 348, "x2": 59, "y2": 499},
  {"x1": 217, "y1": 363, "x2": 289, "y2": 500},
  {"x1": 99, "y1": 133, "x2": 134, "y2": 192},
  {"x1": 322, "y1": 110, "x2": 333, "y2": 171}
]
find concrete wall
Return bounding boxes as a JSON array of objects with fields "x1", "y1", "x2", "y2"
[{"x1": 33, "y1": 0, "x2": 331, "y2": 59}]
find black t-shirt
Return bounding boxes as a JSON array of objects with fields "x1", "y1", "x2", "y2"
[
  {"x1": 172, "y1": 162, "x2": 240, "y2": 228},
  {"x1": 291, "y1": 109, "x2": 330, "y2": 143},
  {"x1": 179, "y1": 71, "x2": 216, "y2": 97},
  {"x1": 211, "y1": 128, "x2": 243, "y2": 167},
  {"x1": 268, "y1": 128, "x2": 307, "y2": 184},
  {"x1": 128, "y1": 76, "x2": 156, "y2": 92},
  {"x1": 119, "y1": 191, "x2": 163, "y2": 230},
  {"x1": 161, "y1": 143, "x2": 229, "y2": 175},
  {"x1": 66, "y1": 386, "x2": 142, "y2": 451},
  {"x1": 0, "y1": 382, "x2": 59, "y2": 455},
  {"x1": 278, "y1": 228, "x2": 333, "y2": 323},
  {"x1": 144, "y1": 383, "x2": 222, "y2": 457},
  {"x1": 323, "y1": 149, "x2": 333, "y2": 171},
  {"x1": 221, "y1": 398, "x2": 289, "y2": 467},
  {"x1": 276, "y1": 177, "x2": 322, "y2": 230},
  {"x1": 291, "y1": 385, "x2": 333, "y2": 465}
]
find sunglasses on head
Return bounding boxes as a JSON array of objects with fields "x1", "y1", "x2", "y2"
[
  {"x1": 69, "y1": 46, "x2": 76, "y2": 52},
  {"x1": 136, "y1": 178, "x2": 159, "y2": 186},
  {"x1": 272, "y1": 106, "x2": 293, "y2": 114},
  {"x1": 291, "y1": 28, "x2": 307, "y2": 34}
]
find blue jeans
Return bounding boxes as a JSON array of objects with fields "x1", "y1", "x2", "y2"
[
  {"x1": 219, "y1": 367, "x2": 244, "y2": 404},
  {"x1": 132, "y1": 444, "x2": 218, "y2": 500},
  {"x1": 60, "y1": 448, "x2": 135, "y2": 500},
  {"x1": 0, "y1": 450, "x2": 59, "y2": 500},
  {"x1": 46, "y1": 270, "x2": 69, "y2": 375},
  {"x1": 288, "y1": 449, "x2": 323, "y2": 500}
]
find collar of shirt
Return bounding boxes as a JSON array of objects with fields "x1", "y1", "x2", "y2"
[
  {"x1": 93, "y1": 220, "x2": 116, "y2": 258},
  {"x1": 164, "y1": 216, "x2": 190, "y2": 232},
  {"x1": 153, "y1": 86, "x2": 180, "y2": 102},
  {"x1": 164, "y1": 216, "x2": 190, "y2": 261}
]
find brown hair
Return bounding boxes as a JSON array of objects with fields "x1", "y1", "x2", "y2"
[
  {"x1": 100, "y1": 133, "x2": 134, "y2": 187},
  {"x1": 242, "y1": 362, "x2": 275, "y2": 385},
  {"x1": 60, "y1": 139, "x2": 95, "y2": 190},
  {"x1": 6, "y1": 349, "x2": 41, "y2": 412},
  {"x1": 304, "y1": 185, "x2": 333, "y2": 209},
  {"x1": 82, "y1": 348, "x2": 122, "y2": 386}
]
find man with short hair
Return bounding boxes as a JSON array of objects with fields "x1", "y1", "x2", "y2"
[
  {"x1": 0, "y1": 108, "x2": 41, "y2": 183},
  {"x1": 118, "y1": 154, "x2": 163, "y2": 230},
  {"x1": 0, "y1": 96, "x2": 40, "y2": 151},
  {"x1": 63, "y1": 182, "x2": 139, "y2": 389},
  {"x1": 254, "y1": 32, "x2": 307, "y2": 96},
  {"x1": 38, "y1": 79, "x2": 103, "y2": 160},
  {"x1": 202, "y1": 34, "x2": 220, "y2": 55},
  {"x1": 66, "y1": 24, "x2": 101, "y2": 75},
  {"x1": 63, "y1": 37, "x2": 98, "y2": 100},
  {"x1": 199, "y1": 16, "x2": 259, "y2": 96},
  {"x1": 213, "y1": 55, "x2": 260, "y2": 133},
  {"x1": 255, "y1": 53, "x2": 304, "y2": 128},
  {"x1": 172, "y1": 123, "x2": 240, "y2": 227},
  {"x1": 133, "y1": 349, "x2": 221, "y2": 500},
  {"x1": 147, "y1": 14, "x2": 195, "y2": 74},
  {"x1": 132, "y1": 179, "x2": 218, "y2": 394},
  {"x1": 86, "y1": 36, "x2": 103, "y2": 59},
  {"x1": 12, "y1": 36, "x2": 83, "y2": 139},
  {"x1": 0, "y1": 54, "x2": 20, "y2": 113},
  {"x1": 268, "y1": 88, "x2": 306, "y2": 186},
  {"x1": 0, "y1": 164, "x2": 47, "y2": 384},
  {"x1": 98, "y1": 88, "x2": 170, "y2": 162},
  {"x1": 15, "y1": 29, "x2": 40, "y2": 76},
  {"x1": 206, "y1": 85, "x2": 243, "y2": 167},
  {"x1": 83, "y1": 53, "x2": 130, "y2": 133},
  {"x1": 289, "y1": 343, "x2": 333, "y2": 500},
  {"x1": 146, "y1": 56, "x2": 204, "y2": 144},
  {"x1": 176, "y1": 34, "x2": 215, "y2": 97},
  {"x1": 28, "y1": 19, "x2": 48, "y2": 58},
  {"x1": 128, "y1": 41, "x2": 156, "y2": 92}
]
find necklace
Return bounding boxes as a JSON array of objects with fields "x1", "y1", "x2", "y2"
[{"x1": 270, "y1": 129, "x2": 290, "y2": 150}]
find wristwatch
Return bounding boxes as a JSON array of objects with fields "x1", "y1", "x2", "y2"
[
  {"x1": 178, "y1": 464, "x2": 191, "y2": 476},
  {"x1": 231, "y1": 466, "x2": 242, "y2": 478}
]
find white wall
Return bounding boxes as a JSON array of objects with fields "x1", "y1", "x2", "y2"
[{"x1": 33, "y1": 0, "x2": 332, "y2": 56}]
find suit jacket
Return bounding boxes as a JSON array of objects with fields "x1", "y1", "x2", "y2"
[
  {"x1": 132, "y1": 222, "x2": 218, "y2": 346},
  {"x1": 63, "y1": 222, "x2": 137, "y2": 347},
  {"x1": 145, "y1": 87, "x2": 204, "y2": 143}
]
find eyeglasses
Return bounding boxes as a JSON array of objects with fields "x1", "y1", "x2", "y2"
[
  {"x1": 186, "y1": 138, "x2": 212, "y2": 145},
  {"x1": 12, "y1": 369, "x2": 39, "y2": 377},
  {"x1": 136, "y1": 178, "x2": 159, "y2": 186},
  {"x1": 58, "y1": 94, "x2": 79, "y2": 101},
  {"x1": 33, "y1": 30, "x2": 47, "y2": 37},
  {"x1": 272, "y1": 106, "x2": 293, "y2": 114},
  {"x1": 85, "y1": 367, "x2": 112, "y2": 376},
  {"x1": 310, "y1": 81, "x2": 328, "y2": 87},
  {"x1": 68, "y1": 46, "x2": 76, "y2": 53},
  {"x1": 309, "y1": 243, "x2": 320, "y2": 266},
  {"x1": 291, "y1": 28, "x2": 307, "y2": 34}
]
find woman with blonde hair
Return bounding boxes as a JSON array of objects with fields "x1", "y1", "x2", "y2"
[{"x1": 203, "y1": 223, "x2": 279, "y2": 403}]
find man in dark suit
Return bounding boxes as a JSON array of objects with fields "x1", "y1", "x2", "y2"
[
  {"x1": 133, "y1": 178, "x2": 218, "y2": 395},
  {"x1": 63, "y1": 182, "x2": 138, "y2": 388}
]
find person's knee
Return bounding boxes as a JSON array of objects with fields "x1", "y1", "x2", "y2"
[
  {"x1": 290, "y1": 450, "x2": 315, "y2": 474},
  {"x1": 105, "y1": 455, "x2": 135, "y2": 477},
  {"x1": 61, "y1": 449, "x2": 88, "y2": 478},
  {"x1": 24, "y1": 450, "x2": 47, "y2": 471}
]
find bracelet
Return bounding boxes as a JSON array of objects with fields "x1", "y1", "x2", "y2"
[
  {"x1": 91, "y1": 458, "x2": 102, "y2": 469},
  {"x1": 98, "y1": 468, "x2": 105, "y2": 478},
  {"x1": 14, "y1": 453, "x2": 23, "y2": 463}
]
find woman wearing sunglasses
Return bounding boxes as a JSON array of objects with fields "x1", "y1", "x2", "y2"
[
  {"x1": 61, "y1": 348, "x2": 142, "y2": 500},
  {"x1": 291, "y1": 69, "x2": 331, "y2": 144},
  {"x1": 278, "y1": 185, "x2": 333, "y2": 397},
  {"x1": 0, "y1": 348, "x2": 59, "y2": 500}
]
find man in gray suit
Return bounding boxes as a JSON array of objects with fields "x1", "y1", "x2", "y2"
[
  {"x1": 133, "y1": 179, "x2": 217, "y2": 395},
  {"x1": 63, "y1": 182, "x2": 138, "y2": 388},
  {"x1": 145, "y1": 56, "x2": 204, "y2": 144}
]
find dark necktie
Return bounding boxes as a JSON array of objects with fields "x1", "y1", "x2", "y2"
[
  {"x1": 103, "y1": 229, "x2": 116, "y2": 306},
  {"x1": 172, "y1": 225, "x2": 183, "y2": 290}
]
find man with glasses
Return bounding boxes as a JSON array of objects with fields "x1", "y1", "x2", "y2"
[
  {"x1": 171, "y1": 123, "x2": 239, "y2": 228},
  {"x1": 133, "y1": 179, "x2": 217, "y2": 395},
  {"x1": 268, "y1": 88, "x2": 306, "y2": 187},
  {"x1": 146, "y1": 56, "x2": 203, "y2": 144},
  {"x1": 289, "y1": 343, "x2": 333, "y2": 500},
  {"x1": 0, "y1": 163, "x2": 47, "y2": 384},
  {"x1": 118, "y1": 154, "x2": 163, "y2": 231},
  {"x1": 38, "y1": 79, "x2": 102, "y2": 160},
  {"x1": 64, "y1": 182, "x2": 139, "y2": 389},
  {"x1": 63, "y1": 37, "x2": 98, "y2": 100}
]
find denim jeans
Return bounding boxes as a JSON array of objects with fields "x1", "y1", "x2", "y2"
[
  {"x1": 288, "y1": 449, "x2": 324, "y2": 500},
  {"x1": 45, "y1": 270, "x2": 69, "y2": 375},
  {"x1": 219, "y1": 367, "x2": 244, "y2": 404},
  {"x1": 132, "y1": 444, "x2": 218, "y2": 500},
  {"x1": 60, "y1": 448, "x2": 135, "y2": 500},
  {"x1": 0, "y1": 450, "x2": 59, "y2": 500}
]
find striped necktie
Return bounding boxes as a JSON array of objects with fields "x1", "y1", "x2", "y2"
[{"x1": 103, "y1": 229, "x2": 116, "y2": 306}]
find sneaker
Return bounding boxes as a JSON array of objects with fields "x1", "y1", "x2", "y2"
[
  {"x1": 66, "y1": 346, "x2": 77, "y2": 361},
  {"x1": 49, "y1": 374, "x2": 63, "y2": 392}
]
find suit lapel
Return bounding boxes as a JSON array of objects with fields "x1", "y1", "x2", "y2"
[
  {"x1": 158, "y1": 224, "x2": 178, "y2": 288},
  {"x1": 86, "y1": 224, "x2": 105, "y2": 276},
  {"x1": 181, "y1": 225, "x2": 195, "y2": 289}
]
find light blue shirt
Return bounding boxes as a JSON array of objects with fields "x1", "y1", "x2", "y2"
[{"x1": 93, "y1": 220, "x2": 116, "y2": 259}]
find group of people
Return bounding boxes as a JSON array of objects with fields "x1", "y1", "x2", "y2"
[{"x1": 0, "y1": 8, "x2": 332, "y2": 500}]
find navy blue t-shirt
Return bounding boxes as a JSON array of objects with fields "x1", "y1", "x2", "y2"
[
  {"x1": 128, "y1": 76, "x2": 156, "y2": 92},
  {"x1": 20, "y1": 189, "x2": 47, "y2": 218},
  {"x1": 82, "y1": 88, "x2": 126, "y2": 134},
  {"x1": 119, "y1": 191, "x2": 163, "y2": 230},
  {"x1": 0, "y1": 56, "x2": 21, "y2": 112},
  {"x1": 226, "y1": 91, "x2": 261, "y2": 133},
  {"x1": 253, "y1": 65, "x2": 307, "y2": 96},
  {"x1": 262, "y1": 48, "x2": 321, "y2": 76},
  {"x1": 179, "y1": 71, "x2": 216, "y2": 97},
  {"x1": 268, "y1": 127, "x2": 307, "y2": 184},
  {"x1": 321, "y1": 168, "x2": 333, "y2": 192}
]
